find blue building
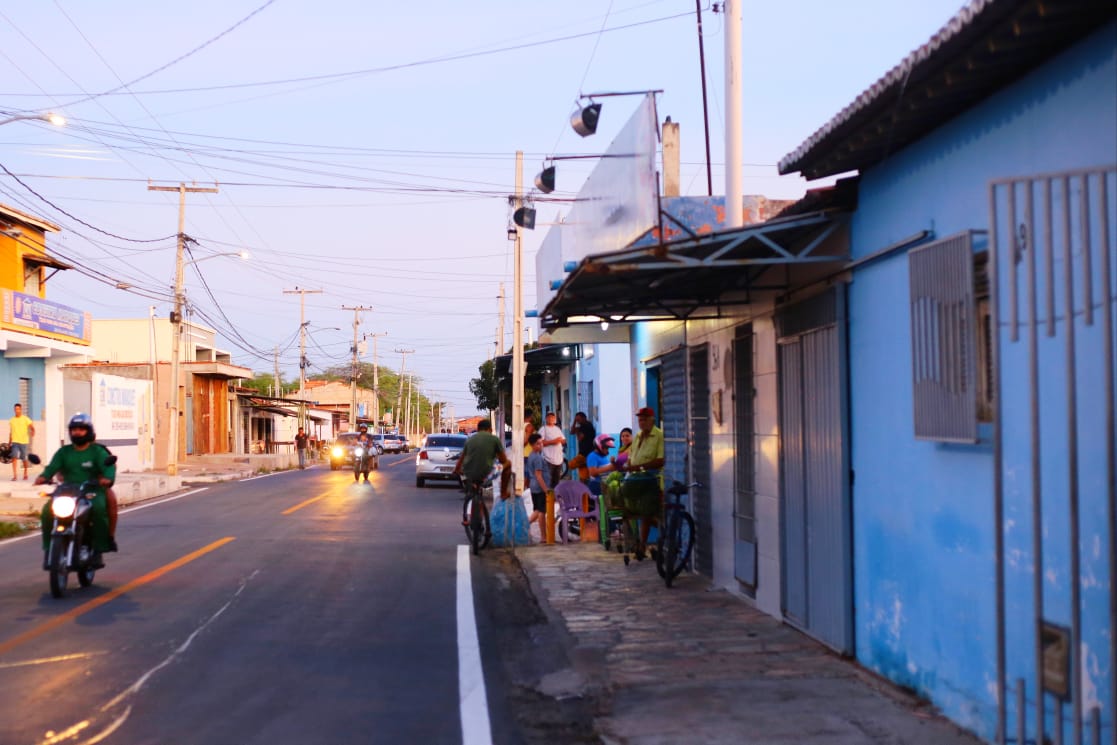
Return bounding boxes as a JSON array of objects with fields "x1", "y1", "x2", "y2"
[{"x1": 543, "y1": 1, "x2": 1115, "y2": 742}]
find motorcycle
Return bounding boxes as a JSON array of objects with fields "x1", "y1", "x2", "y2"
[
  {"x1": 352, "y1": 443, "x2": 378, "y2": 482},
  {"x1": 42, "y1": 454, "x2": 115, "y2": 599}
]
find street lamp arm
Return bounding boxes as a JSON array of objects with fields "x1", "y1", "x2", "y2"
[{"x1": 0, "y1": 112, "x2": 66, "y2": 127}]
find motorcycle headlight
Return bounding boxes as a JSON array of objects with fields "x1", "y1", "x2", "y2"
[
  {"x1": 354, "y1": 447, "x2": 364, "y2": 457},
  {"x1": 52, "y1": 496, "x2": 77, "y2": 519},
  {"x1": 332, "y1": 447, "x2": 343, "y2": 457}
]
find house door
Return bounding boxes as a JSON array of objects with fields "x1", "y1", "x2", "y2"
[
  {"x1": 776, "y1": 286, "x2": 853, "y2": 654},
  {"x1": 658, "y1": 348, "x2": 688, "y2": 488},
  {"x1": 688, "y1": 345, "x2": 712, "y2": 576}
]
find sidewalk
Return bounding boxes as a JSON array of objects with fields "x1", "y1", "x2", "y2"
[
  {"x1": 514, "y1": 541, "x2": 985, "y2": 745},
  {"x1": 0, "y1": 453, "x2": 294, "y2": 521}
]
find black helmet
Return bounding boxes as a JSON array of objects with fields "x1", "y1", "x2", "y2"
[
  {"x1": 68, "y1": 412, "x2": 95, "y2": 446},
  {"x1": 358, "y1": 424, "x2": 368, "y2": 432}
]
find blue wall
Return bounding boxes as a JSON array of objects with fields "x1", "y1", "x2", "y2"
[
  {"x1": 847, "y1": 23, "x2": 1116, "y2": 741},
  {"x1": 0, "y1": 359, "x2": 44, "y2": 419}
]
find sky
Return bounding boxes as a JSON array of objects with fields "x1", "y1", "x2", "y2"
[{"x1": 0, "y1": 0, "x2": 971, "y2": 417}]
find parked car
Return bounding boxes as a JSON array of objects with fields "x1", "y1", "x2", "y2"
[
  {"x1": 328, "y1": 433, "x2": 380, "y2": 470},
  {"x1": 415, "y1": 434, "x2": 467, "y2": 487},
  {"x1": 372, "y1": 433, "x2": 406, "y2": 454}
]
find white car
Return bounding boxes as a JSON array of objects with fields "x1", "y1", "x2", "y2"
[{"x1": 415, "y1": 434, "x2": 467, "y2": 487}]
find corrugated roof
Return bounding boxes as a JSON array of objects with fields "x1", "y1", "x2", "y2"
[{"x1": 779, "y1": 0, "x2": 1115, "y2": 180}]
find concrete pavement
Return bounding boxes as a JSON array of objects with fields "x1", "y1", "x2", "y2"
[{"x1": 515, "y1": 541, "x2": 985, "y2": 745}]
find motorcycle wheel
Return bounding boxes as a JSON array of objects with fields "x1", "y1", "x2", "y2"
[
  {"x1": 77, "y1": 541, "x2": 96, "y2": 587},
  {"x1": 48, "y1": 537, "x2": 69, "y2": 598}
]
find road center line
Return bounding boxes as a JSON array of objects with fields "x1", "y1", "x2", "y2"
[
  {"x1": 0, "y1": 537, "x2": 236, "y2": 657},
  {"x1": 457, "y1": 544, "x2": 492, "y2": 745},
  {"x1": 281, "y1": 491, "x2": 332, "y2": 515}
]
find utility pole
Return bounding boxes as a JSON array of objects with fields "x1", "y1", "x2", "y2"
[
  {"x1": 366, "y1": 331, "x2": 387, "y2": 428},
  {"x1": 342, "y1": 305, "x2": 372, "y2": 428},
  {"x1": 404, "y1": 374, "x2": 414, "y2": 443},
  {"x1": 725, "y1": 0, "x2": 743, "y2": 229},
  {"x1": 393, "y1": 348, "x2": 414, "y2": 430},
  {"x1": 495, "y1": 282, "x2": 506, "y2": 432},
  {"x1": 511, "y1": 151, "x2": 525, "y2": 492},
  {"x1": 284, "y1": 287, "x2": 322, "y2": 430},
  {"x1": 148, "y1": 181, "x2": 218, "y2": 476},
  {"x1": 273, "y1": 347, "x2": 280, "y2": 398}
]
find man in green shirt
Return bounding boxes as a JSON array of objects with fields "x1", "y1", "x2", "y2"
[
  {"x1": 35, "y1": 413, "x2": 116, "y2": 568},
  {"x1": 623, "y1": 406, "x2": 666, "y2": 559},
  {"x1": 453, "y1": 419, "x2": 509, "y2": 487}
]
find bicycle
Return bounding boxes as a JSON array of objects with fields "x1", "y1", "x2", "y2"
[
  {"x1": 460, "y1": 464, "x2": 501, "y2": 556},
  {"x1": 652, "y1": 480, "x2": 698, "y2": 587}
]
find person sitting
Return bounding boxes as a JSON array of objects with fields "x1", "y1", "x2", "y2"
[
  {"x1": 585, "y1": 433, "x2": 616, "y2": 496},
  {"x1": 614, "y1": 427, "x2": 633, "y2": 470}
]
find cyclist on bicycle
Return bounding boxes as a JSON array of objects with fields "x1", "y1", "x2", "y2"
[{"x1": 452, "y1": 419, "x2": 511, "y2": 501}]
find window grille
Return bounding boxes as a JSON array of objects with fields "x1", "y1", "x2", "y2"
[{"x1": 909, "y1": 231, "x2": 982, "y2": 442}]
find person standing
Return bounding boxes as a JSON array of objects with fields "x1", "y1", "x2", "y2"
[
  {"x1": 8, "y1": 402, "x2": 34, "y2": 481},
  {"x1": 571, "y1": 411, "x2": 596, "y2": 458},
  {"x1": 538, "y1": 410, "x2": 566, "y2": 487},
  {"x1": 524, "y1": 433, "x2": 550, "y2": 531},
  {"x1": 624, "y1": 407, "x2": 666, "y2": 558},
  {"x1": 295, "y1": 427, "x2": 309, "y2": 470}
]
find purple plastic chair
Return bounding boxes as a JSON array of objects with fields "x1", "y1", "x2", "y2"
[{"x1": 554, "y1": 480, "x2": 598, "y2": 543}]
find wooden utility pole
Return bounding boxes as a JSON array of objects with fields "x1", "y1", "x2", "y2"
[
  {"x1": 147, "y1": 181, "x2": 218, "y2": 475},
  {"x1": 366, "y1": 331, "x2": 387, "y2": 427},
  {"x1": 284, "y1": 287, "x2": 322, "y2": 430},
  {"x1": 511, "y1": 152, "x2": 525, "y2": 492}
]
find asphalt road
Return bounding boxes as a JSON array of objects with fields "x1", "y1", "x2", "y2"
[{"x1": 0, "y1": 453, "x2": 574, "y2": 745}]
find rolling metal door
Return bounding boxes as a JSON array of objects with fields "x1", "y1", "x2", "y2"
[
  {"x1": 659, "y1": 348, "x2": 688, "y2": 489},
  {"x1": 689, "y1": 345, "x2": 712, "y2": 576}
]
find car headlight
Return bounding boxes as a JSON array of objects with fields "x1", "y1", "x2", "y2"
[
  {"x1": 332, "y1": 447, "x2": 343, "y2": 457},
  {"x1": 52, "y1": 496, "x2": 77, "y2": 518}
]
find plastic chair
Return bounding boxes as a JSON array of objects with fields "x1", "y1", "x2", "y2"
[{"x1": 553, "y1": 480, "x2": 598, "y2": 543}]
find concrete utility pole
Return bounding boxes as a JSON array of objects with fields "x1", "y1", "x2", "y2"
[
  {"x1": 284, "y1": 287, "x2": 322, "y2": 430},
  {"x1": 393, "y1": 348, "x2": 414, "y2": 429},
  {"x1": 724, "y1": 0, "x2": 743, "y2": 229},
  {"x1": 343, "y1": 305, "x2": 372, "y2": 428},
  {"x1": 147, "y1": 181, "x2": 218, "y2": 476},
  {"x1": 366, "y1": 331, "x2": 387, "y2": 427},
  {"x1": 511, "y1": 151, "x2": 525, "y2": 492},
  {"x1": 404, "y1": 374, "x2": 414, "y2": 443}
]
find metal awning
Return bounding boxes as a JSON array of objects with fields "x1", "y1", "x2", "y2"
[
  {"x1": 540, "y1": 201, "x2": 851, "y2": 328},
  {"x1": 495, "y1": 344, "x2": 581, "y2": 389}
]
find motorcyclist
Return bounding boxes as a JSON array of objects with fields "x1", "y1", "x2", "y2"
[
  {"x1": 354, "y1": 423, "x2": 375, "y2": 482},
  {"x1": 35, "y1": 413, "x2": 116, "y2": 569}
]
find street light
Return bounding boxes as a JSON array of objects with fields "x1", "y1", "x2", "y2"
[{"x1": 0, "y1": 112, "x2": 66, "y2": 127}]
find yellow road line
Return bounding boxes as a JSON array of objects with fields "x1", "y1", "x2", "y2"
[
  {"x1": 281, "y1": 490, "x2": 332, "y2": 515},
  {"x1": 0, "y1": 537, "x2": 235, "y2": 657}
]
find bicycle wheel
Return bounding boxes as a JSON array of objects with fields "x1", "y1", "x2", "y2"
[
  {"x1": 462, "y1": 498, "x2": 474, "y2": 543},
  {"x1": 470, "y1": 498, "x2": 492, "y2": 555},
  {"x1": 664, "y1": 512, "x2": 695, "y2": 587}
]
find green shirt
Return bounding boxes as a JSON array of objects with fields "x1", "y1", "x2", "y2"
[
  {"x1": 41, "y1": 443, "x2": 116, "y2": 494},
  {"x1": 630, "y1": 425, "x2": 665, "y2": 488},
  {"x1": 460, "y1": 431, "x2": 504, "y2": 483}
]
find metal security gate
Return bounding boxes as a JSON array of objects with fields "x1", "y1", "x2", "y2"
[
  {"x1": 990, "y1": 166, "x2": 1116, "y2": 745},
  {"x1": 776, "y1": 286, "x2": 853, "y2": 654},
  {"x1": 734, "y1": 325, "x2": 757, "y2": 590},
  {"x1": 689, "y1": 345, "x2": 713, "y2": 576},
  {"x1": 658, "y1": 348, "x2": 688, "y2": 489}
]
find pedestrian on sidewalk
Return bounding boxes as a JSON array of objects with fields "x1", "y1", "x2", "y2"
[
  {"x1": 8, "y1": 403, "x2": 34, "y2": 481},
  {"x1": 539, "y1": 410, "x2": 566, "y2": 486},
  {"x1": 295, "y1": 427, "x2": 309, "y2": 469},
  {"x1": 525, "y1": 433, "x2": 550, "y2": 531}
]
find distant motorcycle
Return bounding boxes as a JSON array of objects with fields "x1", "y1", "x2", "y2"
[
  {"x1": 42, "y1": 454, "x2": 116, "y2": 598},
  {"x1": 352, "y1": 443, "x2": 378, "y2": 482}
]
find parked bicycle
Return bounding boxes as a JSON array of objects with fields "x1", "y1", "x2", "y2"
[
  {"x1": 652, "y1": 480, "x2": 698, "y2": 587},
  {"x1": 460, "y1": 463, "x2": 501, "y2": 556}
]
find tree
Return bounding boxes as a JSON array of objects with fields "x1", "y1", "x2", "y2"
[
  {"x1": 469, "y1": 359, "x2": 499, "y2": 412},
  {"x1": 243, "y1": 373, "x2": 292, "y2": 396}
]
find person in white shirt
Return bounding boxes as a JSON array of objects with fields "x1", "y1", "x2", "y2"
[{"x1": 538, "y1": 410, "x2": 566, "y2": 486}]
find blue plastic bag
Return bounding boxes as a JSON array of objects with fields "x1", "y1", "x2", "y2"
[{"x1": 490, "y1": 496, "x2": 530, "y2": 546}]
